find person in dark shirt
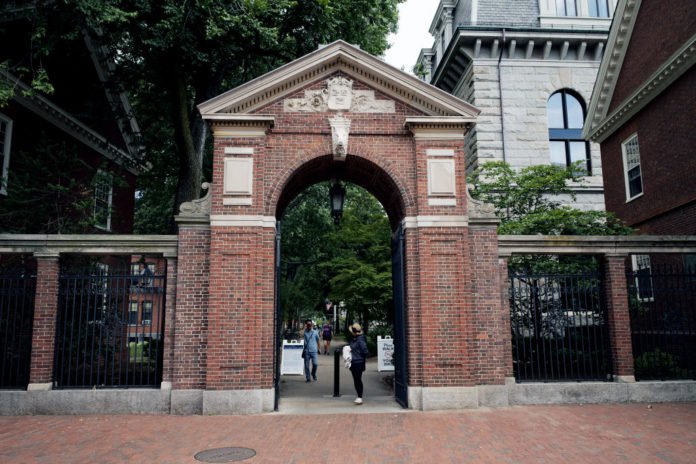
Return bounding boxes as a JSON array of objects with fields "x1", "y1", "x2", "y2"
[{"x1": 348, "y1": 323, "x2": 368, "y2": 405}]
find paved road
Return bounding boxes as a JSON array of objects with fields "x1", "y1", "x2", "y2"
[{"x1": 1, "y1": 402, "x2": 695, "y2": 463}]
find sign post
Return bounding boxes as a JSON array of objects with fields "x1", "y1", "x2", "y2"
[
  {"x1": 377, "y1": 336, "x2": 395, "y2": 372},
  {"x1": 281, "y1": 340, "x2": 305, "y2": 375}
]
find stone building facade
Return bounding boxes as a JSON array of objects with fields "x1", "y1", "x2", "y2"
[{"x1": 417, "y1": 0, "x2": 618, "y2": 211}]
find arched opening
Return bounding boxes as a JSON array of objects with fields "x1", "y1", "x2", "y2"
[{"x1": 273, "y1": 154, "x2": 408, "y2": 412}]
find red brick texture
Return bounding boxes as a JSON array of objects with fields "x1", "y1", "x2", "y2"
[
  {"x1": 172, "y1": 226, "x2": 211, "y2": 389},
  {"x1": 177, "y1": 71, "x2": 509, "y2": 393},
  {"x1": 609, "y1": 0, "x2": 696, "y2": 111},
  {"x1": 29, "y1": 257, "x2": 60, "y2": 385},
  {"x1": 161, "y1": 257, "x2": 177, "y2": 384},
  {"x1": 602, "y1": 67, "x2": 696, "y2": 234},
  {"x1": 602, "y1": 255, "x2": 635, "y2": 377}
]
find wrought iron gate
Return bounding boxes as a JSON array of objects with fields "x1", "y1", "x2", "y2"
[
  {"x1": 274, "y1": 222, "x2": 282, "y2": 410},
  {"x1": 0, "y1": 263, "x2": 36, "y2": 389},
  {"x1": 509, "y1": 269, "x2": 611, "y2": 382},
  {"x1": 391, "y1": 225, "x2": 408, "y2": 407}
]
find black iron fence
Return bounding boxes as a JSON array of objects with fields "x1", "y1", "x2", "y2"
[
  {"x1": 509, "y1": 270, "x2": 611, "y2": 382},
  {"x1": 0, "y1": 262, "x2": 36, "y2": 389},
  {"x1": 54, "y1": 262, "x2": 166, "y2": 388},
  {"x1": 627, "y1": 261, "x2": 696, "y2": 381}
]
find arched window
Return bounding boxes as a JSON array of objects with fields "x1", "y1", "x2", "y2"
[{"x1": 547, "y1": 90, "x2": 591, "y2": 175}]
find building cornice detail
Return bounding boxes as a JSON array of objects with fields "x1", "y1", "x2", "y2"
[
  {"x1": 585, "y1": 34, "x2": 696, "y2": 142},
  {"x1": 197, "y1": 40, "x2": 479, "y2": 119},
  {"x1": 583, "y1": 0, "x2": 642, "y2": 139},
  {"x1": 0, "y1": 69, "x2": 146, "y2": 174}
]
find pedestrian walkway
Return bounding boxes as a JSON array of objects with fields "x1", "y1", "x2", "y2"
[
  {"x1": 1, "y1": 402, "x2": 694, "y2": 463},
  {"x1": 278, "y1": 344, "x2": 402, "y2": 415}
]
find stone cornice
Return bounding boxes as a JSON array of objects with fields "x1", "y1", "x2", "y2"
[
  {"x1": 403, "y1": 215, "x2": 468, "y2": 229},
  {"x1": 583, "y1": 0, "x2": 642, "y2": 140},
  {"x1": 429, "y1": 1, "x2": 458, "y2": 35},
  {"x1": 0, "y1": 70, "x2": 146, "y2": 174},
  {"x1": 498, "y1": 235, "x2": 696, "y2": 257},
  {"x1": 585, "y1": 33, "x2": 696, "y2": 142},
  {"x1": 404, "y1": 116, "x2": 475, "y2": 139},
  {"x1": 197, "y1": 40, "x2": 479, "y2": 119},
  {"x1": 433, "y1": 27, "x2": 609, "y2": 91},
  {"x1": 0, "y1": 235, "x2": 178, "y2": 257}
]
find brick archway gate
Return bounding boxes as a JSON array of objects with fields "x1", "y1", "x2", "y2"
[{"x1": 172, "y1": 41, "x2": 511, "y2": 414}]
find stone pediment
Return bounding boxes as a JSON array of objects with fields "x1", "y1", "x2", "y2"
[{"x1": 198, "y1": 40, "x2": 479, "y2": 119}]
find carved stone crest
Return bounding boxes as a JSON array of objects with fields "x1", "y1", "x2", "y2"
[
  {"x1": 329, "y1": 116, "x2": 351, "y2": 161},
  {"x1": 284, "y1": 77, "x2": 395, "y2": 113},
  {"x1": 178, "y1": 182, "x2": 212, "y2": 216},
  {"x1": 327, "y1": 76, "x2": 353, "y2": 110}
]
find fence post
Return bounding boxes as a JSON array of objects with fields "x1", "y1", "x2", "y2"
[
  {"x1": 161, "y1": 255, "x2": 177, "y2": 390},
  {"x1": 602, "y1": 254, "x2": 635, "y2": 382},
  {"x1": 28, "y1": 253, "x2": 60, "y2": 391}
]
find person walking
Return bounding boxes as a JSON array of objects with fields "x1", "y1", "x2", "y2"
[
  {"x1": 348, "y1": 323, "x2": 368, "y2": 404},
  {"x1": 303, "y1": 319, "x2": 320, "y2": 383},
  {"x1": 321, "y1": 321, "x2": 332, "y2": 355}
]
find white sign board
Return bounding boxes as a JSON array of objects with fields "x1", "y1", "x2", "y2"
[
  {"x1": 281, "y1": 340, "x2": 305, "y2": 375},
  {"x1": 377, "y1": 336, "x2": 395, "y2": 372}
]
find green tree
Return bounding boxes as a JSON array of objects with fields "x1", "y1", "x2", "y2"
[
  {"x1": 4, "y1": 1, "x2": 404, "y2": 232},
  {"x1": 280, "y1": 182, "x2": 392, "y2": 332},
  {"x1": 469, "y1": 161, "x2": 633, "y2": 236}
]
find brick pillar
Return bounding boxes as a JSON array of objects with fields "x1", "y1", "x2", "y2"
[
  {"x1": 602, "y1": 254, "x2": 635, "y2": 382},
  {"x1": 499, "y1": 257, "x2": 514, "y2": 379},
  {"x1": 28, "y1": 254, "x2": 60, "y2": 390},
  {"x1": 161, "y1": 255, "x2": 177, "y2": 389}
]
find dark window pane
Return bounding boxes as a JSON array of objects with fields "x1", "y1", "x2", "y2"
[
  {"x1": 548, "y1": 93, "x2": 564, "y2": 128},
  {"x1": 550, "y1": 141, "x2": 567, "y2": 167},
  {"x1": 628, "y1": 166, "x2": 642, "y2": 197},
  {"x1": 565, "y1": 94, "x2": 584, "y2": 128}
]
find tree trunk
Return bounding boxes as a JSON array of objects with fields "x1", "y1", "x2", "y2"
[{"x1": 171, "y1": 74, "x2": 202, "y2": 227}]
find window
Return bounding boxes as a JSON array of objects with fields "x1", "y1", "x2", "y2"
[
  {"x1": 141, "y1": 301, "x2": 152, "y2": 326},
  {"x1": 621, "y1": 134, "x2": 643, "y2": 200},
  {"x1": 556, "y1": 0, "x2": 578, "y2": 16},
  {"x1": 129, "y1": 301, "x2": 139, "y2": 325},
  {"x1": 685, "y1": 255, "x2": 696, "y2": 281},
  {"x1": 93, "y1": 170, "x2": 113, "y2": 230},
  {"x1": 547, "y1": 90, "x2": 591, "y2": 174},
  {"x1": 587, "y1": 0, "x2": 610, "y2": 17},
  {"x1": 0, "y1": 113, "x2": 13, "y2": 195},
  {"x1": 632, "y1": 255, "x2": 654, "y2": 302}
]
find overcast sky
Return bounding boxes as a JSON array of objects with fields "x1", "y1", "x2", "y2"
[{"x1": 383, "y1": 0, "x2": 441, "y2": 73}]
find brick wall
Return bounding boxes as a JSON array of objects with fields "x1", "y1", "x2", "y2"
[
  {"x1": 172, "y1": 226, "x2": 211, "y2": 389},
  {"x1": 610, "y1": 0, "x2": 696, "y2": 111},
  {"x1": 29, "y1": 257, "x2": 60, "y2": 385},
  {"x1": 602, "y1": 67, "x2": 696, "y2": 234}
]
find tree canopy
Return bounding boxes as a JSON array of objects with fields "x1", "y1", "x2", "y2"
[
  {"x1": 280, "y1": 182, "x2": 392, "y2": 331},
  {"x1": 2, "y1": 0, "x2": 404, "y2": 232},
  {"x1": 469, "y1": 161, "x2": 633, "y2": 236}
]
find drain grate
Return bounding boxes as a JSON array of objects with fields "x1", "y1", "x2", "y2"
[{"x1": 194, "y1": 447, "x2": 256, "y2": 463}]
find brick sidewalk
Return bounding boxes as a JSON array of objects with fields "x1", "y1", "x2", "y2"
[{"x1": 1, "y1": 403, "x2": 694, "y2": 463}]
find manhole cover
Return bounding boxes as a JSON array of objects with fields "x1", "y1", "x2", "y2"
[{"x1": 194, "y1": 447, "x2": 256, "y2": 463}]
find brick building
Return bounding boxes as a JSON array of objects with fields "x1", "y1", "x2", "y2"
[
  {"x1": 0, "y1": 5, "x2": 145, "y2": 233},
  {"x1": 416, "y1": 0, "x2": 619, "y2": 211},
  {"x1": 584, "y1": 0, "x2": 696, "y2": 236}
]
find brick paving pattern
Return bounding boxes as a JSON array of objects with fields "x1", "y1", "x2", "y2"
[{"x1": 1, "y1": 403, "x2": 695, "y2": 463}]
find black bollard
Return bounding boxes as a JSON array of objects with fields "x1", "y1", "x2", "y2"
[{"x1": 333, "y1": 347, "x2": 341, "y2": 397}]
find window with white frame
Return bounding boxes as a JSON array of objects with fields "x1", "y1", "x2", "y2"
[
  {"x1": 93, "y1": 170, "x2": 113, "y2": 230},
  {"x1": 622, "y1": 134, "x2": 643, "y2": 201},
  {"x1": 632, "y1": 255, "x2": 654, "y2": 302},
  {"x1": 0, "y1": 113, "x2": 13, "y2": 195},
  {"x1": 141, "y1": 301, "x2": 152, "y2": 326},
  {"x1": 555, "y1": 0, "x2": 578, "y2": 16},
  {"x1": 129, "y1": 301, "x2": 139, "y2": 325},
  {"x1": 586, "y1": 0, "x2": 610, "y2": 17}
]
